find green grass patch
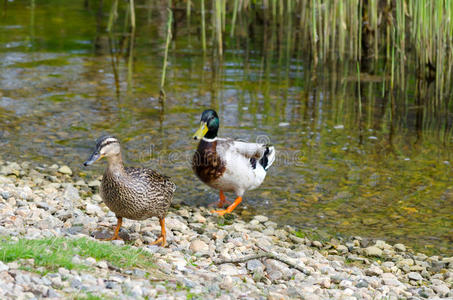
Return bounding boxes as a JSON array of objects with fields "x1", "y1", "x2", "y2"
[{"x1": 0, "y1": 237, "x2": 155, "y2": 272}]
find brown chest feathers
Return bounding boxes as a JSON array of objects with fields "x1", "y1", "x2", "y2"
[{"x1": 192, "y1": 140, "x2": 226, "y2": 184}]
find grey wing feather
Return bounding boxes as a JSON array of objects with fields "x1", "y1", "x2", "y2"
[{"x1": 217, "y1": 138, "x2": 266, "y2": 159}]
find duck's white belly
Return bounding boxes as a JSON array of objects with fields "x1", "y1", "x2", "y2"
[{"x1": 210, "y1": 151, "x2": 266, "y2": 196}]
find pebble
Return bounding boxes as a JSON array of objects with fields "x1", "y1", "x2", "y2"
[
  {"x1": 394, "y1": 243, "x2": 406, "y2": 252},
  {"x1": 254, "y1": 215, "x2": 269, "y2": 223},
  {"x1": 312, "y1": 241, "x2": 323, "y2": 248},
  {"x1": 189, "y1": 239, "x2": 209, "y2": 254},
  {"x1": 0, "y1": 262, "x2": 9, "y2": 272},
  {"x1": 220, "y1": 276, "x2": 233, "y2": 290},
  {"x1": 88, "y1": 180, "x2": 101, "y2": 188},
  {"x1": 58, "y1": 165, "x2": 72, "y2": 175},
  {"x1": 86, "y1": 203, "x2": 103, "y2": 216},
  {"x1": 0, "y1": 159, "x2": 451, "y2": 300},
  {"x1": 432, "y1": 284, "x2": 450, "y2": 296},
  {"x1": 365, "y1": 265, "x2": 383, "y2": 276},
  {"x1": 247, "y1": 259, "x2": 265, "y2": 272},
  {"x1": 364, "y1": 246, "x2": 382, "y2": 257},
  {"x1": 407, "y1": 272, "x2": 423, "y2": 281}
]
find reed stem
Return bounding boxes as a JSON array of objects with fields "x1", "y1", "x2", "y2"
[{"x1": 160, "y1": 8, "x2": 173, "y2": 102}]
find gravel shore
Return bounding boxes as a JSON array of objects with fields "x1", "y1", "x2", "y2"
[{"x1": 0, "y1": 160, "x2": 452, "y2": 299}]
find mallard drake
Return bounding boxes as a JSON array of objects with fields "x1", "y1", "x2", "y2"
[
  {"x1": 84, "y1": 136, "x2": 176, "y2": 247},
  {"x1": 192, "y1": 109, "x2": 275, "y2": 216}
]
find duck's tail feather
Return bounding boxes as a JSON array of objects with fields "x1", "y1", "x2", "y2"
[{"x1": 259, "y1": 145, "x2": 275, "y2": 171}]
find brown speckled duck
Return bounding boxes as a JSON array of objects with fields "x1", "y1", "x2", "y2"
[{"x1": 84, "y1": 136, "x2": 176, "y2": 247}]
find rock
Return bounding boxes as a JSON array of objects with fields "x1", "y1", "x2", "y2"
[
  {"x1": 320, "y1": 277, "x2": 331, "y2": 288},
  {"x1": 382, "y1": 261, "x2": 394, "y2": 268},
  {"x1": 397, "y1": 258, "x2": 414, "y2": 268},
  {"x1": 0, "y1": 262, "x2": 8, "y2": 272},
  {"x1": 374, "y1": 240, "x2": 392, "y2": 249},
  {"x1": 17, "y1": 186, "x2": 33, "y2": 200},
  {"x1": 92, "y1": 194, "x2": 102, "y2": 202},
  {"x1": 97, "y1": 261, "x2": 108, "y2": 269},
  {"x1": 254, "y1": 215, "x2": 269, "y2": 223},
  {"x1": 36, "y1": 201, "x2": 50, "y2": 210},
  {"x1": 47, "y1": 289, "x2": 60, "y2": 298},
  {"x1": 1, "y1": 191, "x2": 10, "y2": 200},
  {"x1": 365, "y1": 265, "x2": 383, "y2": 276},
  {"x1": 247, "y1": 259, "x2": 265, "y2": 272},
  {"x1": 407, "y1": 272, "x2": 423, "y2": 281},
  {"x1": 312, "y1": 241, "x2": 323, "y2": 248},
  {"x1": 70, "y1": 279, "x2": 82, "y2": 289},
  {"x1": 58, "y1": 165, "x2": 72, "y2": 175},
  {"x1": 264, "y1": 259, "x2": 292, "y2": 280},
  {"x1": 394, "y1": 243, "x2": 406, "y2": 252},
  {"x1": 85, "y1": 257, "x2": 96, "y2": 266},
  {"x1": 339, "y1": 279, "x2": 353, "y2": 289},
  {"x1": 85, "y1": 203, "x2": 103, "y2": 216},
  {"x1": 432, "y1": 284, "x2": 449, "y2": 296},
  {"x1": 220, "y1": 276, "x2": 233, "y2": 290},
  {"x1": 268, "y1": 291, "x2": 287, "y2": 300},
  {"x1": 189, "y1": 239, "x2": 209, "y2": 254},
  {"x1": 63, "y1": 183, "x2": 80, "y2": 202},
  {"x1": 57, "y1": 268, "x2": 69, "y2": 277},
  {"x1": 381, "y1": 273, "x2": 403, "y2": 286},
  {"x1": 355, "y1": 279, "x2": 368, "y2": 288},
  {"x1": 0, "y1": 162, "x2": 20, "y2": 176},
  {"x1": 336, "y1": 245, "x2": 348, "y2": 254},
  {"x1": 88, "y1": 180, "x2": 101, "y2": 188},
  {"x1": 364, "y1": 246, "x2": 382, "y2": 257},
  {"x1": 193, "y1": 213, "x2": 206, "y2": 223},
  {"x1": 418, "y1": 286, "x2": 435, "y2": 298},
  {"x1": 166, "y1": 218, "x2": 188, "y2": 232},
  {"x1": 219, "y1": 264, "x2": 246, "y2": 276}
]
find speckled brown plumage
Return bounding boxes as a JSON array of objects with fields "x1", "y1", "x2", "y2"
[
  {"x1": 101, "y1": 166, "x2": 175, "y2": 220},
  {"x1": 84, "y1": 135, "x2": 175, "y2": 245},
  {"x1": 192, "y1": 139, "x2": 226, "y2": 185}
]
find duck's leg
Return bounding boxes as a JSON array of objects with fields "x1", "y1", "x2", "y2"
[
  {"x1": 151, "y1": 218, "x2": 166, "y2": 247},
  {"x1": 217, "y1": 190, "x2": 232, "y2": 208},
  {"x1": 103, "y1": 217, "x2": 123, "y2": 241},
  {"x1": 212, "y1": 196, "x2": 242, "y2": 216}
]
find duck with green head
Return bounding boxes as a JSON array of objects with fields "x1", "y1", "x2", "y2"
[{"x1": 192, "y1": 109, "x2": 276, "y2": 216}]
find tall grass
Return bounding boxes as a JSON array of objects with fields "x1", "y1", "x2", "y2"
[
  {"x1": 106, "y1": 0, "x2": 453, "y2": 103},
  {"x1": 160, "y1": 8, "x2": 173, "y2": 102}
]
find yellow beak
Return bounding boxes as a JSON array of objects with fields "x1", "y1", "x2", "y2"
[{"x1": 193, "y1": 122, "x2": 208, "y2": 140}]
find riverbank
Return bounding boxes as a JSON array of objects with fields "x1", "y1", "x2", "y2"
[{"x1": 0, "y1": 160, "x2": 451, "y2": 299}]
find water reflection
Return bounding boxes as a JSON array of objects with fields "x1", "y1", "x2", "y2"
[{"x1": 0, "y1": 0, "x2": 451, "y2": 255}]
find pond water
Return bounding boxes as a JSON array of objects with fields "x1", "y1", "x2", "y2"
[{"x1": 0, "y1": 1, "x2": 452, "y2": 255}]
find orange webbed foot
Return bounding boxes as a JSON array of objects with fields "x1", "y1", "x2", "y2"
[
  {"x1": 100, "y1": 217, "x2": 123, "y2": 241},
  {"x1": 211, "y1": 196, "x2": 242, "y2": 216},
  {"x1": 101, "y1": 235, "x2": 122, "y2": 241},
  {"x1": 149, "y1": 218, "x2": 167, "y2": 247},
  {"x1": 150, "y1": 236, "x2": 166, "y2": 247}
]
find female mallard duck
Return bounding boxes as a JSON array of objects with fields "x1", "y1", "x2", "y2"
[
  {"x1": 192, "y1": 109, "x2": 275, "y2": 216},
  {"x1": 84, "y1": 136, "x2": 176, "y2": 247}
]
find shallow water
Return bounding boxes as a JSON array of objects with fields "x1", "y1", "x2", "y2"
[{"x1": 0, "y1": 1, "x2": 452, "y2": 255}]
